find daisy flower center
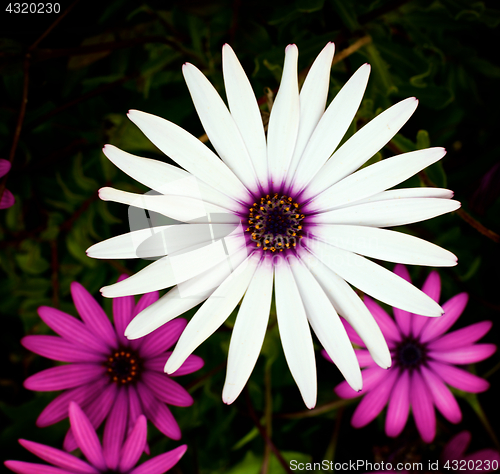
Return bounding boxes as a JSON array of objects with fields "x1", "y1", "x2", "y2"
[
  {"x1": 105, "y1": 348, "x2": 141, "y2": 385},
  {"x1": 395, "y1": 338, "x2": 427, "y2": 369},
  {"x1": 246, "y1": 193, "x2": 305, "y2": 252}
]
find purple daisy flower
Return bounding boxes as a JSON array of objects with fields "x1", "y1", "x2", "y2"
[
  {"x1": 0, "y1": 159, "x2": 15, "y2": 209},
  {"x1": 5, "y1": 402, "x2": 187, "y2": 474},
  {"x1": 331, "y1": 264, "x2": 496, "y2": 443},
  {"x1": 22, "y1": 276, "x2": 204, "y2": 451}
]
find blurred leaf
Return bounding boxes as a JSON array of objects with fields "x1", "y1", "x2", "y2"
[
  {"x1": 391, "y1": 133, "x2": 416, "y2": 153},
  {"x1": 68, "y1": 33, "x2": 115, "y2": 70},
  {"x1": 458, "y1": 255, "x2": 481, "y2": 281},
  {"x1": 72, "y1": 153, "x2": 99, "y2": 192},
  {"x1": 296, "y1": 0, "x2": 324, "y2": 13},
  {"x1": 15, "y1": 241, "x2": 50, "y2": 275},
  {"x1": 362, "y1": 43, "x2": 397, "y2": 96},
  {"x1": 329, "y1": 0, "x2": 359, "y2": 31},
  {"x1": 416, "y1": 129, "x2": 430, "y2": 149}
]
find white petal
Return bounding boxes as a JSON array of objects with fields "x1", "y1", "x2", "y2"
[
  {"x1": 125, "y1": 246, "x2": 249, "y2": 339},
  {"x1": 307, "y1": 147, "x2": 447, "y2": 212},
  {"x1": 165, "y1": 253, "x2": 260, "y2": 374},
  {"x1": 312, "y1": 225, "x2": 458, "y2": 267},
  {"x1": 275, "y1": 256, "x2": 317, "y2": 408},
  {"x1": 223, "y1": 257, "x2": 273, "y2": 404},
  {"x1": 355, "y1": 187, "x2": 455, "y2": 204},
  {"x1": 299, "y1": 249, "x2": 390, "y2": 368},
  {"x1": 182, "y1": 63, "x2": 259, "y2": 193},
  {"x1": 286, "y1": 43, "x2": 335, "y2": 183},
  {"x1": 304, "y1": 97, "x2": 419, "y2": 199},
  {"x1": 306, "y1": 239, "x2": 443, "y2": 317},
  {"x1": 99, "y1": 187, "x2": 236, "y2": 223},
  {"x1": 290, "y1": 256, "x2": 362, "y2": 391},
  {"x1": 222, "y1": 44, "x2": 268, "y2": 190},
  {"x1": 290, "y1": 63, "x2": 371, "y2": 192},
  {"x1": 267, "y1": 44, "x2": 300, "y2": 190},
  {"x1": 127, "y1": 110, "x2": 250, "y2": 202},
  {"x1": 87, "y1": 225, "x2": 172, "y2": 259},
  {"x1": 101, "y1": 224, "x2": 246, "y2": 297},
  {"x1": 102, "y1": 145, "x2": 239, "y2": 210},
  {"x1": 309, "y1": 198, "x2": 461, "y2": 227}
]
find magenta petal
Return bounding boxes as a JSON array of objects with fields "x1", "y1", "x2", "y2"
[
  {"x1": 129, "y1": 445, "x2": 187, "y2": 474},
  {"x1": 0, "y1": 159, "x2": 11, "y2": 177},
  {"x1": 464, "y1": 449, "x2": 500, "y2": 465},
  {"x1": 364, "y1": 296, "x2": 401, "y2": 342},
  {"x1": 37, "y1": 307, "x2": 110, "y2": 355},
  {"x1": 420, "y1": 366, "x2": 461, "y2": 424},
  {"x1": 335, "y1": 366, "x2": 388, "y2": 399},
  {"x1": 22, "y1": 336, "x2": 105, "y2": 363},
  {"x1": 385, "y1": 370, "x2": 410, "y2": 437},
  {"x1": 428, "y1": 321, "x2": 493, "y2": 352},
  {"x1": 340, "y1": 318, "x2": 365, "y2": 347},
  {"x1": 0, "y1": 188, "x2": 15, "y2": 209},
  {"x1": 410, "y1": 370, "x2": 436, "y2": 443},
  {"x1": 136, "y1": 382, "x2": 181, "y2": 440},
  {"x1": 138, "y1": 318, "x2": 187, "y2": 357},
  {"x1": 355, "y1": 349, "x2": 376, "y2": 368},
  {"x1": 24, "y1": 364, "x2": 103, "y2": 392},
  {"x1": 392, "y1": 265, "x2": 412, "y2": 336},
  {"x1": 429, "y1": 344, "x2": 496, "y2": 365},
  {"x1": 419, "y1": 293, "x2": 468, "y2": 343},
  {"x1": 126, "y1": 385, "x2": 144, "y2": 435},
  {"x1": 428, "y1": 361, "x2": 490, "y2": 393},
  {"x1": 103, "y1": 388, "x2": 128, "y2": 470},
  {"x1": 118, "y1": 415, "x2": 147, "y2": 472},
  {"x1": 71, "y1": 282, "x2": 118, "y2": 349},
  {"x1": 19, "y1": 440, "x2": 98, "y2": 474},
  {"x1": 441, "y1": 431, "x2": 470, "y2": 461},
  {"x1": 133, "y1": 292, "x2": 160, "y2": 316},
  {"x1": 412, "y1": 272, "x2": 440, "y2": 338},
  {"x1": 113, "y1": 276, "x2": 135, "y2": 347},
  {"x1": 351, "y1": 368, "x2": 398, "y2": 428},
  {"x1": 169, "y1": 354, "x2": 204, "y2": 376},
  {"x1": 4, "y1": 460, "x2": 70, "y2": 474},
  {"x1": 69, "y1": 403, "x2": 107, "y2": 471},
  {"x1": 36, "y1": 378, "x2": 107, "y2": 427},
  {"x1": 142, "y1": 372, "x2": 193, "y2": 407},
  {"x1": 64, "y1": 384, "x2": 117, "y2": 452}
]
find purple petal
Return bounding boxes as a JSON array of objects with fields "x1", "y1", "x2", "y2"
[
  {"x1": 351, "y1": 368, "x2": 398, "y2": 428},
  {"x1": 129, "y1": 445, "x2": 187, "y2": 474},
  {"x1": 22, "y1": 336, "x2": 105, "y2": 363},
  {"x1": 428, "y1": 321, "x2": 493, "y2": 352},
  {"x1": 142, "y1": 372, "x2": 193, "y2": 407},
  {"x1": 71, "y1": 282, "x2": 118, "y2": 349},
  {"x1": 335, "y1": 366, "x2": 388, "y2": 399},
  {"x1": 19, "y1": 440, "x2": 98, "y2": 474},
  {"x1": 464, "y1": 449, "x2": 500, "y2": 466},
  {"x1": 385, "y1": 369, "x2": 410, "y2": 437},
  {"x1": 392, "y1": 265, "x2": 412, "y2": 336},
  {"x1": 363, "y1": 296, "x2": 401, "y2": 343},
  {"x1": 133, "y1": 292, "x2": 160, "y2": 316},
  {"x1": 24, "y1": 364, "x2": 104, "y2": 392},
  {"x1": 340, "y1": 318, "x2": 365, "y2": 347},
  {"x1": 4, "y1": 461, "x2": 70, "y2": 474},
  {"x1": 136, "y1": 382, "x2": 181, "y2": 440},
  {"x1": 421, "y1": 270, "x2": 441, "y2": 302},
  {"x1": 355, "y1": 349, "x2": 375, "y2": 368},
  {"x1": 113, "y1": 275, "x2": 135, "y2": 347},
  {"x1": 169, "y1": 354, "x2": 204, "y2": 376},
  {"x1": 420, "y1": 366, "x2": 461, "y2": 424},
  {"x1": 103, "y1": 388, "x2": 128, "y2": 470},
  {"x1": 410, "y1": 370, "x2": 436, "y2": 443},
  {"x1": 38, "y1": 307, "x2": 110, "y2": 354},
  {"x1": 428, "y1": 361, "x2": 490, "y2": 393},
  {"x1": 126, "y1": 385, "x2": 144, "y2": 435},
  {"x1": 68, "y1": 403, "x2": 107, "y2": 471},
  {"x1": 36, "y1": 378, "x2": 107, "y2": 427},
  {"x1": 64, "y1": 384, "x2": 117, "y2": 452},
  {"x1": 0, "y1": 159, "x2": 11, "y2": 177},
  {"x1": 138, "y1": 318, "x2": 187, "y2": 357},
  {"x1": 118, "y1": 415, "x2": 147, "y2": 472},
  {"x1": 441, "y1": 431, "x2": 470, "y2": 461},
  {"x1": 429, "y1": 344, "x2": 496, "y2": 365},
  {"x1": 419, "y1": 293, "x2": 468, "y2": 343},
  {"x1": 0, "y1": 188, "x2": 15, "y2": 209}
]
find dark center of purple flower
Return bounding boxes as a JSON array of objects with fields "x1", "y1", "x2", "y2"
[
  {"x1": 246, "y1": 193, "x2": 304, "y2": 252},
  {"x1": 395, "y1": 338, "x2": 427, "y2": 369},
  {"x1": 105, "y1": 348, "x2": 142, "y2": 385}
]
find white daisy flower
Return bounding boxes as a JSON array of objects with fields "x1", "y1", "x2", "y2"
[{"x1": 87, "y1": 43, "x2": 460, "y2": 408}]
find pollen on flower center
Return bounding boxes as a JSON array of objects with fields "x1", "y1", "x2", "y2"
[
  {"x1": 395, "y1": 338, "x2": 427, "y2": 368},
  {"x1": 105, "y1": 348, "x2": 141, "y2": 385},
  {"x1": 245, "y1": 193, "x2": 305, "y2": 252}
]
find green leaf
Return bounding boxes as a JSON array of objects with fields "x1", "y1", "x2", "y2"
[
  {"x1": 416, "y1": 130, "x2": 430, "y2": 150},
  {"x1": 15, "y1": 241, "x2": 50, "y2": 275},
  {"x1": 329, "y1": 0, "x2": 359, "y2": 31},
  {"x1": 296, "y1": 0, "x2": 325, "y2": 13}
]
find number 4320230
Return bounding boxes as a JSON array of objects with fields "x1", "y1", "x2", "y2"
[{"x1": 6, "y1": 3, "x2": 61, "y2": 13}]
